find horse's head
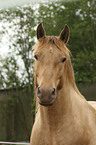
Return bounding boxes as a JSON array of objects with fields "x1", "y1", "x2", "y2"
[{"x1": 34, "y1": 23, "x2": 70, "y2": 106}]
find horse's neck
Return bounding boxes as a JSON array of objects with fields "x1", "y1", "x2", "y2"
[{"x1": 39, "y1": 82, "x2": 79, "y2": 127}]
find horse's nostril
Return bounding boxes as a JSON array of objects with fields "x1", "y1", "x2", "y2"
[{"x1": 52, "y1": 88, "x2": 56, "y2": 95}]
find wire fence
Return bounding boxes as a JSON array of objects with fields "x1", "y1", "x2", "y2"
[{"x1": 0, "y1": 142, "x2": 30, "y2": 145}]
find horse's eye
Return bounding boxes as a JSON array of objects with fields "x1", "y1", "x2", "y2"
[
  {"x1": 34, "y1": 55, "x2": 38, "y2": 60},
  {"x1": 62, "y1": 58, "x2": 66, "y2": 63}
]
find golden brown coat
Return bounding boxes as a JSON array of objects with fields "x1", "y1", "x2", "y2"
[{"x1": 30, "y1": 23, "x2": 96, "y2": 145}]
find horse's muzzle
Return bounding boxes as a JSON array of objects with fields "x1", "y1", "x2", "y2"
[{"x1": 36, "y1": 87, "x2": 56, "y2": 106}]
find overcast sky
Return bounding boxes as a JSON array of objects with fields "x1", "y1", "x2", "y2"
[
  {"x1": 0, "y1": 0, "x2": 60, "y2": 9},
  {"x1": 0, "y1": 0, "x2": 77, "y2": 9}
]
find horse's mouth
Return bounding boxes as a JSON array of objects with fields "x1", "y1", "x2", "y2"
[
  {"x1": 37, "y1": 96, "x2": 56, "y2": 107},
  {"x1": 39, "y1": 102, "x2": 54, "y2": 106}
]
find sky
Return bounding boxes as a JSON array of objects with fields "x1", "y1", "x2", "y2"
[
  {"x1": 0, "y1": 3, "x2": 39, "y2": 58},
  {"x1": 0, "y1": 22, "x2": 11, "y2": 56},
  {"x1": 0, "y1": 0, "x2": 60, "y2": 9},
  {"x1": 0, "y1": 0, "x2": 43, "y2": 9},
  {"x1": 0, "y1": 0, "x2": 78, "y2": 9}
]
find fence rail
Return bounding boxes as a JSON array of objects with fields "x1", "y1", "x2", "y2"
[{"x1": 0, "y1": 142, "x2": 30, "y2": 145}]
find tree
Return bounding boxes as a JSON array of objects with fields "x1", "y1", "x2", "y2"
[{"x1": 0, "y1": 5, "x2": 36, "y2": 89}]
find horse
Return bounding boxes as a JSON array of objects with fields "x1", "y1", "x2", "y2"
[{"x1": 30, "y1": 23, "x2": 96, "y2": 145}]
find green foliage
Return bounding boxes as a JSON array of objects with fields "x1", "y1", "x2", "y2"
[
  {"x1": 73, "y1": 49, "x2": 96, "y2": 83},
  {"x1": 0, "y1": 56, "x2": 20, "y2": 88},
  {"x1": 0, "y1": 5, "x2": 35, "y2": 89}
]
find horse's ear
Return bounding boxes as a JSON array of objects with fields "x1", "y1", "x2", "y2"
[
  {"x1": 37, "y1": 23, "x2": 46, "y2": 40},
  {"x1": 59, "y1": 24, "x2": 70, "y2": 44}
]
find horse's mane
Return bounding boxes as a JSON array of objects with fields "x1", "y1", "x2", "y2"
[
  {"x1": 34, "y1": 36, "x2": 70, "y2": 56},
  {"x1": 33, "y1": 36, "x2": 85, "y2": 113}
]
